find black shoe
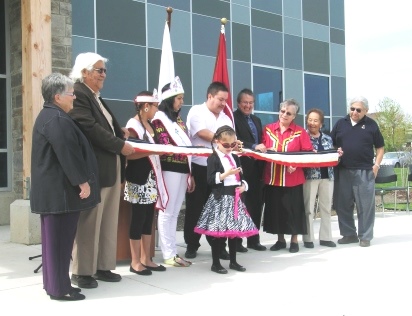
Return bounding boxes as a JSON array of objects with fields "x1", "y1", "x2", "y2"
[
  {"x1": 142, "y1": 264, "x2": 166, "y2": 272},
  {"x1": 211, "y1": 264, "x2": 228, "y2": 274},
  {"x1": 219, "y1": 248, "x2": 230, "y2": 260},
  {"x1": 71, "y1": 286, "x2": 81, "y2": 293},
  {"x1": 93, "y1": 270, "x2": 122, "y2": 282},
  {"x1": 338, "y1": 235, "x2": 359, "y2": 244},
  {"x1": 50, "y1": 289, "x2": 85, "y2": 301},
  {"x1": 270, "y1": 241, "x2": 287, "y2": 251},
  {"x1": 247, "y1": 243, "x2": 267, "y2": 251},
  {"x1": 129, "y1": 266, "x2": 152, "y2": 276},
  {"x1": 289, "y1": 242, "x2": 299, "y2": 253},
  {"x1": 320, "y1": 240, "x2": 337, "y2": 247},
  {"x1": 229, "y1": 262, "x2": 246, "y2": 272},
  {"x1": 236, "y1": 244, "x2": 248, "y2": 253},
  {"x1": 71, "y1": 274, "x2": 98, "y2": 289},
  {"x1": 303, "y1": 241, "x2": 314, "y2": 248},
  {"x1": 185, "y1": 249, "x2": 197, "y2": 259},
  {"x1": 359, "y1": 240, "x2": 370, "y2": 247}
]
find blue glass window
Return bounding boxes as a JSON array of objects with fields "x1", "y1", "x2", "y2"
[
  {"x1": 253, "y1": 67, "x2": 282, "y2": 113},
  {"x1": 304, "y1": 74, "x2": 330, "y2": 116}
]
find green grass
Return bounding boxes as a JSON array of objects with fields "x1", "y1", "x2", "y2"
[
  {"x1": 376, "y1": 167, "x2": 410, "y2": 188},
  {"x1": 383, "y1": 203, "x2": 409, "y2": 211},
  {"x1": 376, "y1": 167, "x2": 410, "y2": 211}
]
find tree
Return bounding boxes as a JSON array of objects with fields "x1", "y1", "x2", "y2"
[{"x1": 374, "y1": 97, "x2": 412, "y2": 152}]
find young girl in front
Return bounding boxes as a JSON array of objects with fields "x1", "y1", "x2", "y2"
[{"x1": 194, "y1": 125, "x2": 258, "y2": 274}]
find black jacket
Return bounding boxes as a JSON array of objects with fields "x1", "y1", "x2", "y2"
[
  {"x1": 30, "y1": 103, "x2": 100, "y2": 214},
  {"x1": 207, "y1": 153, "x2": 245, "y2": 200}
]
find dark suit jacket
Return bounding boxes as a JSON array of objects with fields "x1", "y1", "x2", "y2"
[
  {"x1": 233, "y1": 109, "x2": 264, "y2": 229},
  {"x1": 69, "y1": 82, "x2": 126, "y2": 187},
  {"x1": 233, "y1": 109, "x2": 264, "y2": 179},
  {"x1": 234, "y1": 109, "x2": 263, "y2": 150}
]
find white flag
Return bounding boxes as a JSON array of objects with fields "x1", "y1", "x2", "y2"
[{"x1": 158, "y1": 21, "x2": 175, "y2": 101}]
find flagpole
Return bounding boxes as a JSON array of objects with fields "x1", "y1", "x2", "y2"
[
  {"x1": 167, "y1": 7, "x2": 173, "y2": 30},
  {"x1": 212, "y1": 17, "x2": 234, "y2": 124},
  {"x1": 154, "y1": 6, "x2": 174, "y2": 252}
]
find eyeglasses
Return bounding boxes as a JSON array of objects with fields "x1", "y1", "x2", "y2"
[
  {"x1": 219, "y1": 141, "x2": 237, "y2": 149},
  {"x1": 350, "y1": 107, "x2": 362, "y2": 113},
  {"x1": 241, "y1": 101, "x2": 254, "y2": 105},
  {"x1": 93, "y1": 68, "x2": 107, "y2": 74},
  {"x1": 280, "y1": 109, "x2": 295, "y2": 117},
  {"x1": 62, "y1": 92, "x2": 75, "y2": 97}
]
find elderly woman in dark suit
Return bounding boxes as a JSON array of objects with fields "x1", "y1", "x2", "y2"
[{"x1": 31, "y1": 73, "x2": 100, "y2": 301}]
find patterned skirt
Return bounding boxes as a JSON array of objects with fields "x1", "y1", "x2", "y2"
[
  {"x1": 195, "y1": 194, "x2": 259, "y2": 239},
  {"x1": 124, "y1": 170, "x2": 157, "y2": 204}
]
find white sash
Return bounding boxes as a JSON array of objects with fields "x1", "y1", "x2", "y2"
[
  {"x1": 152, "y1": 111, "x2": 193, "y2": 186},
  {"x1": 127, "y1": 118, "x2": 169, "y2": 211}
]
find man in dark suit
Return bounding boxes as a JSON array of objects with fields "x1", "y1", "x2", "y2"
[
  {"x1": 68, "y1": 52, "x2": 135, "y2": 289},
  {"x1": 234, "y1": 88, "x2": 267, "y2": 251}
]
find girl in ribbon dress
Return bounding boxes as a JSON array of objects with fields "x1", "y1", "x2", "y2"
[{"x1": 195, "y1": 125, "x2": 258, "y2": 274}]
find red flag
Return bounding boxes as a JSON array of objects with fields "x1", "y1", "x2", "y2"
[{"x1": 212, "y1": 23, "x2": 233, "y2": 123}]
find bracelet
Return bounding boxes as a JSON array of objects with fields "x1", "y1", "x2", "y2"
[{"x1": 374, "y1": 164, "x2": 380, "y2": 169}]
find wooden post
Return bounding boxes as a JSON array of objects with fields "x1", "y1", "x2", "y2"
[{"x1": 21, "y1": 0, "x2": 52, "y2": 197}]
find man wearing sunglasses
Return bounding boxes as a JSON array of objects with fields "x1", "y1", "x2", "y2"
[
  {"x1": 185, "y1": 82, "x2": 235, "y2": 260},
  {"x1": 68, "y1": 52, "x2": 135, "y2": 289},
  {"x1": 233, "y1": 89, "x2": 267, "y2": 252},
  {"x1": 331, "y1": 96, "x2": 384, "y2": 248}
]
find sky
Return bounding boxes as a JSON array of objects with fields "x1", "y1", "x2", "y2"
[{"x1": 344, "y1": 0, "x2": 412, "y2": 115}]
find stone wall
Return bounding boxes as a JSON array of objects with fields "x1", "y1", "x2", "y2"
[
  {"x1": 9, "y1": 0, "x2": 23, "y2": 200},
  {"x1": 51, "y1": 0, "x2": 72, "y2": 75}
]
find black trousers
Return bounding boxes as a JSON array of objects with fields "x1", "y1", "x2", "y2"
[
  {"x1": 238, "y1": 158, "x2": 264, "y2": 246},
  {"x1": 184, "y1": 163, "x2": 226, "y2": 251}
]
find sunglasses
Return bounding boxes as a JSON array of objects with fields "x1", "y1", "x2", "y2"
[
  {"x1": 350, "y1": 107, "x2": 362, "y2": 113},
  {"x1": 219, "y1": 141, "x2": 237, "y2": 149},
  {"x1": 93, "y1": 68, "x2": 107, "y2": 74},
  {"x1": 280, "y1": 109, "x2": 294, "y2": 116}
]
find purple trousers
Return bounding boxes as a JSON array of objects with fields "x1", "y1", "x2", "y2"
[{"x1": 41, "y1": 212, "x2": 80, "y2": 297}]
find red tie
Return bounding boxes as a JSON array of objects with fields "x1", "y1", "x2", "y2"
[{"x1": 224, "y1": 154, "x2": 240, "y2": 181}]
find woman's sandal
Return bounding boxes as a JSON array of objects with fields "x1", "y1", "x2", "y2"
[{"x1": 164, "y1": 255, "x2": 192, "y2": 267}]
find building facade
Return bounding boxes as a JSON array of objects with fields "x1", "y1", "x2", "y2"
[{"x1": 1, "y1": 0, "x2": 346, "y2": 224}]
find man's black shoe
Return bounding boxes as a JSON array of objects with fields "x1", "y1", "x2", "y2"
[
  {"x1": 320, "y1": 240, "x2": 337, "y2": 247},
  {"x1": 247, "y1": 243, "x2": 267, "y2": 251},
  {"x1": 71, "y1": 274, "x2": 98, "y2": 289},
  {"x1": 185, "y1": 249, "x2": 197, "y2": 259},
  {"x1": 219, "y1": 248, "x2": 230, "y2": 260},
  {"x1": 93, "y1": 270, "x2": 121, "y2": 282},
  {"x1": 303, "y1": 241, "x2": 314, "y2": 248},
  {"x1": 337, "y1": 235, "x2": 359, "y2": 244},
  {"x1": 236, "y1": 244, "x2": 248, "y2": 253}
]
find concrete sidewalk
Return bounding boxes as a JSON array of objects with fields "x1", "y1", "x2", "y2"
[{"x1": 1, "y1": 212, "x2": 411, "y2": 316}]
